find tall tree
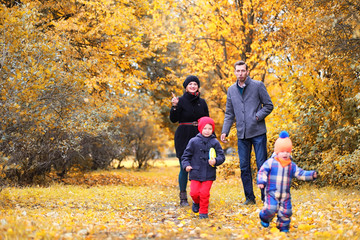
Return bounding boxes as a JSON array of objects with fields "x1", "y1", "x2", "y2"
[
  {"x1": 271, "y1": 0, "x2": 360, "y2": 164},
  {"x1": 150, "y1": 0, "x2": 286, "y2": 142},
  {"x1": 0, "y1": 4, "x2": 91, "y2": 183}
]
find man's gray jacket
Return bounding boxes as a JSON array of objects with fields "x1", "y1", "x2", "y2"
[{"x1": 221, "y1": 76, "x2": 273, "y2": 139}]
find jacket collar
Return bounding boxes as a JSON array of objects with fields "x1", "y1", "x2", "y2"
[
  {"x1": 244, "y1": 76, "x2": 251, "y2": 85},
  {"x1": 235, "y1": 76, "x2": 252, "y2": 88},
  {"x1": 196, "y1": 133, "x2": 216, "y2": 141},
  {"x1": 183, "y1": 91, "x2": 200, "y2": 102}
]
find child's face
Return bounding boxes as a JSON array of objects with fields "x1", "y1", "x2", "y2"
[
  {"x1": 277, "y1": 151, "x2": 291, "y2": 160},
  {"x1": 201, "y1": 124, "x2": 213, "y2": 137}
]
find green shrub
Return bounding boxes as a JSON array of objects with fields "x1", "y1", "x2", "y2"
[{"x1": 316, "y1": 147, "x2": 360, "y2": 189}]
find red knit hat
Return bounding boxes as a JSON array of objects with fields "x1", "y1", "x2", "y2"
[
  {"x1": 274, "y1": 131, "x2": 293, "y2": 154},
  {"x1": 198, "y1": 117, "x2": 215, "y2": 133}
]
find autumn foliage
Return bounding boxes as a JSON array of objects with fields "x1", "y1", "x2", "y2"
[{"x1": 0, "y1": 0, "x2": 359, "y2": 188}]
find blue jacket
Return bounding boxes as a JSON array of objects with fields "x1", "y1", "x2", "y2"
[
  {"x1": 181, "y1": 133, "x2": 225, "y2": 181},
  {"x1": 221, "y1": 76, "x2": 273, "y2": 139}
]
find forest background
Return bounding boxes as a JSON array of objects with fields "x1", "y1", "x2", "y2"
[
  {"x1": 0, "y1": 0, "x2": 359, "y2": 188},
  {"x1": 0, "y1": 0, "x2": 360, "y2": 239}
]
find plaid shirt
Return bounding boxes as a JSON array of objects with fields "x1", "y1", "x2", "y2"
[{"x1": 257, "y1": 157, "x2": 316, "y2": 199}]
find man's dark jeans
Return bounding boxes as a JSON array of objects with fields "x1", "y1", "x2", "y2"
[{"x1": 237, "y1": 133, "x2": 267, "y2": 201}]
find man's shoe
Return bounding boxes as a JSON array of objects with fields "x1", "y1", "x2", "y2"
[
  {"x1": 260, "y1": 220, "x2": 269, "y2": 228},
  {"x1": 192, "y1": 202, "x2": 199, "y2": 213},
  {"x1": 243, "y1": 199, "x2": 256, "y2": 205},
  {"x1": 199, "y1": 213, "x2": 209, "y2": 219}
]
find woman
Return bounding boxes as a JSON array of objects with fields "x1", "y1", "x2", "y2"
[{"x1": 170, "y1": 75, "x2": 209, "y2": 207}]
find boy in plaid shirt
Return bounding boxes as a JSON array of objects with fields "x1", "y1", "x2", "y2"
[{"x1": 257, "y1": 131, "x2": 318, "y2": 232}]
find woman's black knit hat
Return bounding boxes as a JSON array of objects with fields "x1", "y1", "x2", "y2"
[{"x1": 183, "y1": 75, "x2": 200, "y2": 89}]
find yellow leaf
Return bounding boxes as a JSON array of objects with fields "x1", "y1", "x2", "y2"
[{"x1": 298, "y1": 224, "x2": 315, "y2": 231}]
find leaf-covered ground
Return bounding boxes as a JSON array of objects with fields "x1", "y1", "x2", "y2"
[{"x1": 1, "y1": 162, "x2": 359, "y2": 239}]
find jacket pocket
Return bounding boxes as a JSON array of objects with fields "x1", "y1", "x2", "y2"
[{"x1": 191, "y1": 166, "x2": 200, "y2": 170}]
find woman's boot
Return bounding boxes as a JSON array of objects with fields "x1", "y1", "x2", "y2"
[{"x1": 179, "y1": 191, "x2": 189, "y2": 207}]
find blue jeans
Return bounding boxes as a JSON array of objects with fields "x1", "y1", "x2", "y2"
[{"x1": 237, "y1": 133, "x2": 267, "y2": 201}]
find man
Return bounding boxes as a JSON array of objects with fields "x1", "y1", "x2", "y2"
[{"x1": 221, "y1": 60, "x2": 273, "y2": 205}]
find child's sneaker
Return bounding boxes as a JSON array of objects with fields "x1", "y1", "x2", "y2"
[
  {"x1": 260, "y1": 220, "x2": 269, "y2": 228},
  {"x1": 279, "y1": 227, "x2": 289, "y2": 233},
  {"x1": 192, "y1": 202, "x2": 199, "y2": 213},
  {"x1": 199, "y1": 213, "x2": 208, "y2": 219}
]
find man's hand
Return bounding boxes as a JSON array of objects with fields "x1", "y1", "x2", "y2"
[{"x1": 220, "y1": 133, "x2": 228, "y2": 143}]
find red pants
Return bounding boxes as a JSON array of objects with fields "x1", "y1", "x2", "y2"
[{"x1": 190, "y1": 180, "x2": 213, "y2": 214}]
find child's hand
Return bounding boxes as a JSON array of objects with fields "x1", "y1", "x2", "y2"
[
  {"x1": 209, "y1": 157, "x2": 216, "y2": 167},
  {"x1": 185, "y1": 166, "x2": 193, "y2": 172},
  {"x1": 313, "y1": 172, "x2": 318, "y2": 179},
  {"x1": 258, "y1": 184, "x2": 264, "y2": 189}
]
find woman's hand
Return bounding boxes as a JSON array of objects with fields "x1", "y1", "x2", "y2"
[
  {"x1": 171, "y1": 92, "x2": 179, "y2": 106},
  {"x1": 185, "y1": 166, "x2": 193, "y2": 172}
]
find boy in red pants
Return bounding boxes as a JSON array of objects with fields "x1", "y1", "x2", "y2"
[{"x1": 181, "y1": 117, "x2": 226, "y2": 219}]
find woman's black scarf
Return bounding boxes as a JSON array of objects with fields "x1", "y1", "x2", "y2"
[{"x1": 184, "y1": 91, "x2": 200, "y2": 103}]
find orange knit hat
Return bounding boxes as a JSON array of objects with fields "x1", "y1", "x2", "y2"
[{"x1": 274, "y1": 131, "x2": 293, "y2": 154}]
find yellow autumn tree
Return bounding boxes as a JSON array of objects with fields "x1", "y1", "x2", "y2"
[
  {"x1": 150, "y1": 0, "x2": 287, "y2": 145},
  {"x1": 27, "y1": 0, "x2": 175, "y2": 127},
  {"x1": 273, "y1": 0, "x2": 360, "y2": 157},
  {"x1": 0, "y1": 4, "x2": 93, "y2": 183},
  {"x1": 1, "y1": 0, "x2": 358, "y2": 186},
  {"x1": 0, "y1": 0, "x2": 172, "y2": 184},
  {"x1": 33, "y1": 0, "x2": 169, "y2": 167},
  {"x1": 149, "y1": 0, "x2": 360, "y2": 186},
  {"x1": 269, "y1": 0, "x2": 360, "y2": 187}
]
